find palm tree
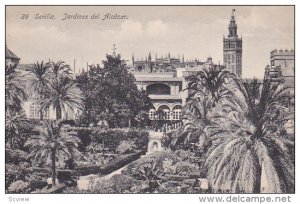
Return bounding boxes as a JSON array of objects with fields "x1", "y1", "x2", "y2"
[
  {"x1": 5, "y1": 64, "x2": 27, "y2": 114},
  {"x1": 187, "y1": 65, "x2": 234, "y2": 106},
  {"x1": 5, "y1": 110, "x2": 29, "y2": 148},
  {"x1": 25, "y1": 120, "x2": 81, "y2": 186},
  {"x1": 204, "y1": 78, "x2": 294, "y2": 193},
  {"x1": 174, "y1": 65, "x2": 234, "y2": 147},
  {"x1": 50, "y1": 60, "x2": 72, "y2": 80},
  {"x1": 26, "y1": 61, "x2": 51, "y2": 119},
  {"x1": 41, "y1": 77, "x2": 84, "y2": 120}
]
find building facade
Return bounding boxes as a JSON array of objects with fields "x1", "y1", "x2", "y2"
[
  {"x1": 132, "y1": 57, "x2": 220, "y2": 129},
  {"x1": 270, "y1": 49, "x2": 294, "y2": 88},
  {"x1": 223, "y1": 9, "x2": 243, "y2": 78}
]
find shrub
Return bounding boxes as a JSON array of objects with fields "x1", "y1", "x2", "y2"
[
  {"x1": 8, "y1": 180, "x2": 30, "y2": 193},
  {"x1": 91, "y1": 128, "x2": 149, "y2": 153},
  {"x1": 5, "y1": 162, "x2": 31, "y2": 188},
  {"x1": 76, "y1": 129, "x2": 92, "y2": 151},
  {"x1": 5, "y1": 148, "x2": 29, "y2": 164},
  {"x1": 122, "y1": 150, "x2": 199, "y2": 193},
  {"x1": 116, "y1": 140, "x2": 136, "y2": 154}
]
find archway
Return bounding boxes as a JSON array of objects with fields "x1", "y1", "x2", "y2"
[
  {"x1": 146, "y1": 83, "x2": 171, "y2": 95},
  {"x1": 137, "y1": 65, "x2": 143, "y2": 72},
  {"x1": 157, "y1": 105, "x2": 171, "y2": 120}
]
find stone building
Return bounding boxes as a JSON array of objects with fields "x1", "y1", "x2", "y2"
[
  {"x1": 223, "y1": 9, "x2": 242, "y2": 78},
  {"x1": 132, "y1": 57, "x2": 220, "y2": 128},
  {"x1": 270, "y1": 49, "x2": 294, "y2": 88}
]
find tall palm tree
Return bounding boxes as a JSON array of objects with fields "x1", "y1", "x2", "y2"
[
  {"x1": 204, "y1": 78, "x2": 294, "y2": 193},
  {"x1": 41, "y1": 77, "x2": 83, "y2": 120},
  {"x1": 174, "y1": 65, "x2": 234, "y2": 147},
  {"x1": 26, "y1": 61, "x2": 51, "y2": 119},
  {"x1": 25, "y1": 120, "x2": 81, "y2": 186},
  {"x1": 50, "y1": 60, "x2": 72, "y2": 80},
  {"x1": 5, "y1": 64, "x2": 27, "y2": 114},
  {"x1": 187, "y1": 65, "x2": 234, "y2": 106}
]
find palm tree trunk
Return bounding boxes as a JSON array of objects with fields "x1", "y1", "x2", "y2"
[
  {"x1": 40, "y1": 109, "x2": 44, "y2": 120},
  {"x1": 51, "y1": 149, "x2": 56, "y2": 186},
  {"x1": 253, "y1": 164, "x2": 262, "y2": 193},
  {"x1": 56, "y1": 106, "x2": 62, "y2": 121}
]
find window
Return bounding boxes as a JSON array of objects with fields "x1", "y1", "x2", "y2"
[
  {"x1": 149, "y1": 109, "x2": 156, "y2": 120},
  {"x1": 158, "y1": 105, "x2": 170, "y2": 120},
  {"x1": 29, "y1": 103, "x2": 49, "y2": 119},
  {"x1": 173, "y1": 105, "x2": 182, "y2": 120}
]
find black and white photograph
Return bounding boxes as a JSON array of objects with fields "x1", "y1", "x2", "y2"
[{"x1": 4, "y1": 3, "x2": 296, "y2": 199}]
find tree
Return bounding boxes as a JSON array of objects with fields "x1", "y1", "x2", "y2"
[
  {"x1": 50, "y1": 60, "x2": 72, "y2": 80},
  {"x1": 26, "y1": 61, "x2": 51, "y2": 119},
  {"x1": 5, "y1": 64, "x2": 28, "y2": 149},
  {"x1": 5, "y1": 110, "x2": 29, "y2": 148},
  {"x1": 76, "y1": 54, "x2": 152, "y2": 127},
  {"x1": 204, "y1": 78, "x2": 294, "y2": 193},
  {"x1": 5, "y1": 64, "x2": 27, "y2": 114},
  {"x1": 25, "y1": 120, "x2": 81, "y2": 186},
  {"x1": 174, "y1": 65, "x2": 234, "y2": 148},
  {"x1": 41, "y1": 77, "x2": 84, "y2": 120}
]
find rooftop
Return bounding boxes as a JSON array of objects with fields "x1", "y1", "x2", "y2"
[{"x1": 5, "y1": 44, "x2": 20, "y2": 60}]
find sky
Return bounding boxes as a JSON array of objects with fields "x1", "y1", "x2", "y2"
[{"x1": 6, "y1": 6, "x2": 294, "y2": 79}]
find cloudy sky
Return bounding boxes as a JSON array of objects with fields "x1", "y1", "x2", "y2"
[{"x1": 6, "y1": 6, "x2": 294, "y2": 78}]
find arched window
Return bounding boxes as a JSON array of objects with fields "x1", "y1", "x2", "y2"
[
  {"x1": 173, "y1": 105, "x2": 182, "y2": 120},
  {"x1": 146, "y1": 83, "x2": 171, "y2": 95},
  {"x1": 158, "y1": 105, "x2": 170, "y2": 120},
  {"x1": 137, "y1": 65, "x2": 143, "y2": 72}
]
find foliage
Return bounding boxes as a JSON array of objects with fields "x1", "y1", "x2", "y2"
[
  {"x1": 26, "y1": 60, "x2": 83, "y2": 121},
  {"x1": 91, "y1": 128, "x2": 149, "y2": 153},
  {"x1": 5, "y1": 162, "x2": 31, "y2": 188},
  {"x1": 5, "y1": 148, "x2": 29, "y2": 164},
  {"x1": 116, "y1": 140, "x2": 136, "y2": 154},
  {"x1": 5, "y1": 110, "x2": 30, "y2": 149},
  {"x1": 25, "y1": 120, "x2": 81, "y2": 186},
  {"x1": 204, "y1": 78, "x2": 294, "y2": 193},
  {"x1": 41, "y1": 76, "x2": 84, "y2": 120},
  {"x1": 8, "y1": 180, "x2": 30, "y2": 193},
  {"x1": 5, "y1": 64, "x2": 28, "y2": 148},
  {"x1": 123, "y1": 150, "x2": 199, "y2": 193},
  {"x1": 75, "y1": 54, "x2": 152, "y2": 127},
  {"x1": 174, "y1": 65, "x2": 234, "y2": 148},
  {"x1": 74, "y1": 129, "x2": 92, "y2": 151},
  {"x1": 5, "y1": 64, "x2": 27, "y2": 114}
]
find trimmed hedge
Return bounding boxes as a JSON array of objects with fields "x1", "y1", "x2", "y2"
[
  {"x1": 76, "y1": 151, "x2": 142, "y2": 176},
  {"x1": 73, "y1": 128, "x2": 149, "y2": 153}
]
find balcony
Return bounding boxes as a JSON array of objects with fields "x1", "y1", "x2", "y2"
[{"x1": 149, "y1": 94, "x2": 182, "y2": 100}]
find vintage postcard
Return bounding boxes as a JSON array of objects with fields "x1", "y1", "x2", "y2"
[{"x1": 5, "y1": 5, "x2": 295, "y2": 198}]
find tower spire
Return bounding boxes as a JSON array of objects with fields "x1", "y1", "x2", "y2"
[{"x1": 228, "y1": 8, "x2": 238, "y2": 37}]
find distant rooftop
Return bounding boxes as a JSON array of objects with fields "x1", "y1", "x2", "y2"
[{"x1": 5, "y1": 44, "x2": 20, "y2": 60}]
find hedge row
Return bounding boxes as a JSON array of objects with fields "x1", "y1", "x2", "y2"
[
  {"x1": 76, "y1": 151, "x2": 142, "y2": 176},
  {"x1": 76, "y1": 128, "x2": 149, "y2": 153}
]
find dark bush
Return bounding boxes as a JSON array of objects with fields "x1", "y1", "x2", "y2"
[{"x1": 76, "y1": 129, "x2": 92, "y2": 151}]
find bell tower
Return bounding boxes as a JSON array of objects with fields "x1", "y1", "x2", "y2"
[{"x1": 223, "y1": 9, "x2": 243, "y2": 77}]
